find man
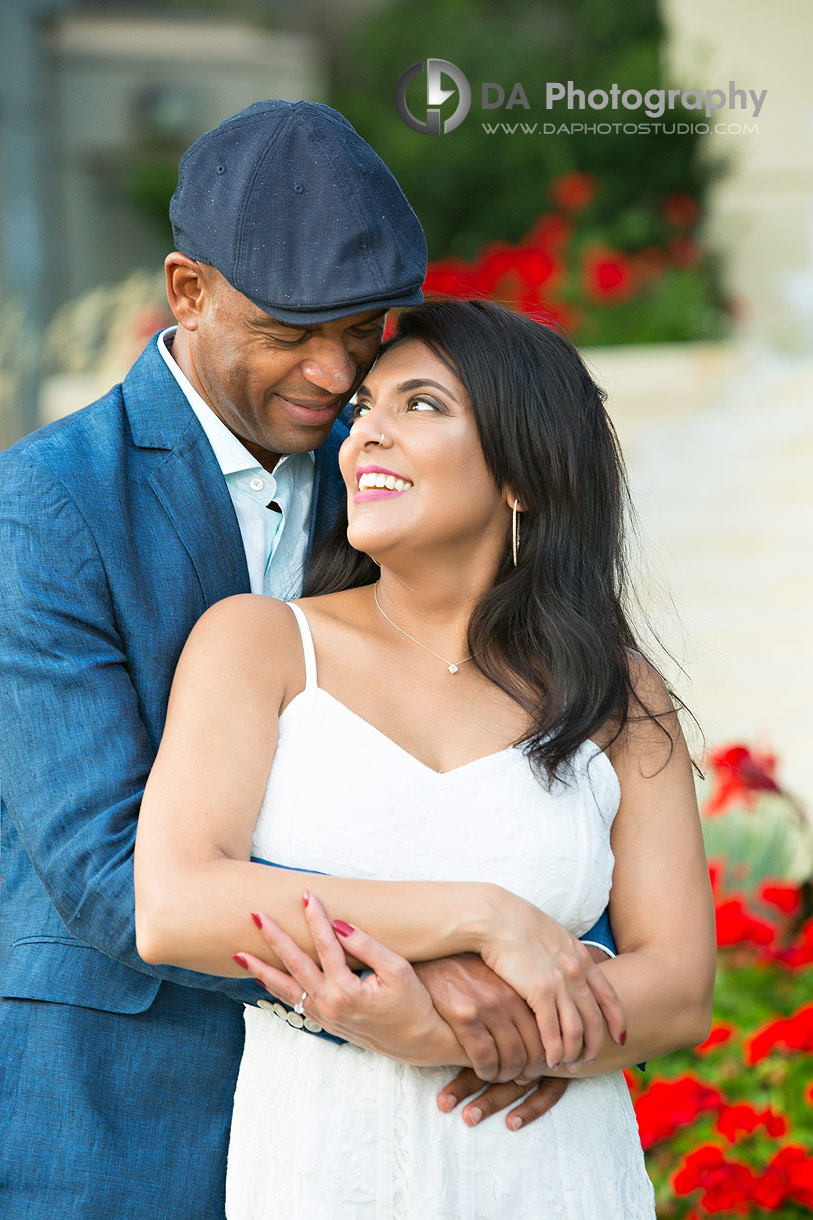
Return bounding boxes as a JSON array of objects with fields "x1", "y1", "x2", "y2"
[{"x1": 0, "y1": 100, "x2": 615, "y2": 1218}]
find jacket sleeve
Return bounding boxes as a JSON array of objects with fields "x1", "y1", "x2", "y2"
[
  {"x1": 0, "y1": 454, "x2": 261, "y2": 1002},
  {"x1": 579, "y1": 908, "x2": 617, "y2": 957}
]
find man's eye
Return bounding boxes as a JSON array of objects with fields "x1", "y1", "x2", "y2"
[{"x1": 268, "y1": 334, "x2": 307, "y2": 347}]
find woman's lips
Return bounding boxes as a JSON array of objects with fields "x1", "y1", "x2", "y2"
[
  {"x1": 353, "y1": 464, "x2": 414, "y2": 503},
  {"x1": 353, "y1": 487, "x2": 410, "y2": 503}
]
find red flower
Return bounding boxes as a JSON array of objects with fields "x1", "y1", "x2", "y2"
[
  {"x1": 715, "y1": 1103, "x2": 787, "y2": 1142},
  {"x1": 422, "y1": 260, "x2": 477, "y2": 298},
  {"x1": 707, "y1": 858, "x2": 726, "y2": 897},
  {"x1": 756, "y1": 1146, "x2": 813, "y2": 1209},
  {"x1": 551, "y1": 171, "x2": 596, "y2": 211},
  {"x1": 758, "y1": 879, "x2": 802, "y2": 917},
  {"x1": 665, "y1": 192, "x2": 701, "y2": 228},
  {"x1": 774, "y1": 916, "x2": 813, "y2": 968},
  {"x1": 715, "y1": 896, "x2": 776, "y2": 949},
  {"x1": 634, "y1": 1075, "x2": 724, "y2": 1149},
  {"x1": 526, "y1": 213, "x2": 571, "y2": 249},
  {"x1": 474, "y1": 243, "x2": 559, "y2": 298},
  {"x1": 583, "y1": 246, "x2": 636, "y2": 302},
  {"x1": 635, "y1": 245, "x2": 670, "y2": 282},
  {"x1": 745, "y1": 1002, "x2": 813, "y2": 1064},
  {"x1": 705, "y1": 743, "x2": 781, "y2": 816},
  {"x1": 673, "y1": 1144, "x2": 756, "y2": 1213},
  {"x1": 669, "y1": 235, "x2": 702, "y2": 267},
  {"x1": 695, "y1": 1023, "x2": 734, "y2": 1056}
]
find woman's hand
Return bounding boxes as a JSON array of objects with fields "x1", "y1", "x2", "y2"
[
  {"x1": 479, "y1": 890, "x2": 627, "y2": 1068},
  {"x1": 234, "y1": 889, "x2": 466, "y2": 1067}
]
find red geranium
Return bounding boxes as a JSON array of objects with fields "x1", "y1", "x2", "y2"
[
  {"x1": 634, "y1": 1075, "x2": 724, "y2": 1149},
  {"x1": 715, "y1": 1102, "x2": 787, "y2": 1142},
  {"x1": 422, "y1": 260, "x2": 477, "y2": 298},
  {"x1": 695, "y1": 1023, "x2": 735, "y2": 1056},
  {"x1": 665, "y1": 193, "x2": 701, "y2": 228},
  {"x1": 673, "y1": 1144, "x2": 757, "y2": 1214},
  {"x1": 526, "y1": 213, "x2": 571, "y2": 249},
  {"x1": 773, "y1": 916, "x2": 813, "y2": 968},
  {"x1": 583, "y1": 246, "x2": 636, "y2": 301},
  {"x1": 758, "y1": 879, "x2": 802, "y2": 918},
  {"x1": 715, "y1": 896, "x2": 776, "y2": 949},
  {"x1": 753, "y1": 1146, "x2": 813, "y2": 1210},
  {"x1": 745, "y1": 1002, "x2": 813, "y2": 1064},
  {"x1": 705, "y1": 744, "x2": 781, "y2": 816},
  {"x1": 551, "y1": 171, "x2": 596, "y2": 211}
]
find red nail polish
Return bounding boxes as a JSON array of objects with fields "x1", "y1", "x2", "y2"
[
  {"x1": 303, "y1": 889, "x2": 310, "y2": 908},
  {"x1": 251, "y1": 912, "x2": 263, "y2": 930},
  {"x1": 620, "y1": 1030, "x2": 627, "y2": 1046},
  {"x1": 333, "y1": 919, "x2": 354, "y2": 937},
  {"x1": 233, "y1": 954, "x2": 249, "y2": 970}
]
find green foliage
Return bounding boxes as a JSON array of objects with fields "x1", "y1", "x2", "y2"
[{"x1": 330, "y1": 0, "x2": 719, "y2": 261}]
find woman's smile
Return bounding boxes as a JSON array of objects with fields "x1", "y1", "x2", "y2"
[{"x1": 354, "y1": 464, "x2": 414, "y2": 502}]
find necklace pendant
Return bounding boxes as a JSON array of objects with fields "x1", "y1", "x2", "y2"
[{"x1": 448, "y1": 663, "x2": 459, "y2": 675}]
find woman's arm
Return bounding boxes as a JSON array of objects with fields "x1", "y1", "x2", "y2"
[
  {"x1": 499, "y1": 657, "x2": 716, "y2": 1079},
  {"x1": 135, "y1": 595, "x2": 624, "y2": 1073},
  {"x1": 135, "y1": 596, "x2": 496, "y2": 973}
]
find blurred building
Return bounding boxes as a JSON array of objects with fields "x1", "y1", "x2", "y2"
[{"x1": 0, "y1": 0, "x2": 324, "y2": 440}]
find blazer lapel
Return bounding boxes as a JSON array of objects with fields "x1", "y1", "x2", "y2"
[
  {"x1": 308, "y1": 417, "x2": 349, "y2": 559},
  {"x1": 123, "y1": 337, "x2": 250, "y2": 605}
]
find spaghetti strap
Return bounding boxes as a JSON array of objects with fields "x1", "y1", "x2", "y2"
[{"x1": 286, "y1": 601, "x2": 318, "y2": 691}]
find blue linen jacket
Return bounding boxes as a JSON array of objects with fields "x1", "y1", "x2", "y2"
[
  {"x1": 0, "y1": 335, "x2": 347, "y2": 1218},
  {"x1": 0, "y1": 334, "x2": 616, "y2": 1218}
]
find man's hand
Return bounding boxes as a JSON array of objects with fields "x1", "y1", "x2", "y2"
[
  {"x1": 413, "y1": 953, "x2": 546, "y2": 1083},
  {"x1": 426, "y1": 946, "x2": 616, "y2": 1132},
  {"x1": 437, "y1": 1068, "x2": 569, "y2": 1132}
]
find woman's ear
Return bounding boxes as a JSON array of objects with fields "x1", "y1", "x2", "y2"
[{"x1": 505, "y1": 491, "x2": 526, "y2": 514}]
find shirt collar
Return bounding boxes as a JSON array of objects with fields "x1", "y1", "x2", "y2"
[{"x1": 157, "y1": 326, "x2": 315, "y2": 477}]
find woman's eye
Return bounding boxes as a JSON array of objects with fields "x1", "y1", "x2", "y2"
[
  {"x1": 407, "y1": 396, "x2": 442, "y2": 412},
  {"x1": 351, "y1": 402, "x2": 371, "y2": 419}
]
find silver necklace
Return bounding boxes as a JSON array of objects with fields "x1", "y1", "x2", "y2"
[{"x1": 373, "y1": 582, "x2": 474, "y2": 675}]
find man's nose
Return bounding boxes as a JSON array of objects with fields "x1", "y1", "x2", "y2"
[{"x1": 300, "y1": 339, "x2": 356, "y2": 393}]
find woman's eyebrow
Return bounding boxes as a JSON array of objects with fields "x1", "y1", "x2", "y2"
[{"x1": 354, "y1": 378, "x2": 459, "y2": 402}]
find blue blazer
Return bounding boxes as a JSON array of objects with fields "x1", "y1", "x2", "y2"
[{"x1": 0, "y1": 336, "x2": 347, "y2": 1219}]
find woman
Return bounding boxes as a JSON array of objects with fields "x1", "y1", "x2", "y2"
[{"x1": 134, "y1": 299, "x2": 716, "y2": 1218}]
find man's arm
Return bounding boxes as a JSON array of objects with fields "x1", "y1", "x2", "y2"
[{"x1": 0, "y1": 456, "x2": 258, "y2": 1000}]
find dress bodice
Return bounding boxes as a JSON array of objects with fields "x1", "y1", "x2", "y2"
[{"x1": 250, "y1": 602, "x2": 619, "y2": 938}]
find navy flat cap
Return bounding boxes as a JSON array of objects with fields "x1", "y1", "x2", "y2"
[{"x1": 170, "y1": 99, "x2": 426, "y2": 324}]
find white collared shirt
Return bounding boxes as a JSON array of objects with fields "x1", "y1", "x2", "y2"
[{"x1": 157, "y1": 327, "x2": 315, "y2": 599}]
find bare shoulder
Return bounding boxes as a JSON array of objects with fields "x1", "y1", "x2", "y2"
[
  {"x1": 175, "y1": 594, "x2": 307, "y2": 706},
  {"x1": 602, "y1": 650, "x2": 684, "y2": 769},
  {"x1": 293, "y1": 585, "x2": 374, "y2": 631}
]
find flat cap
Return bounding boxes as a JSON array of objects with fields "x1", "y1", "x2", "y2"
[{"x1": 170, "y1": 99, "x2": 426, "y2": 324}]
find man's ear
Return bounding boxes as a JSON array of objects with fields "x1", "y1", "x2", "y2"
[{"x1": 164, "y1": 254, "x2": 206, "y2": 331}]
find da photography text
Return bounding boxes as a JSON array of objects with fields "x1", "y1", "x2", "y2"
[{"x1": 395, "y1": 59, "x2": 767, "y2": 136}]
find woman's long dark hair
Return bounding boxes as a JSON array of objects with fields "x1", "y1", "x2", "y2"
[{"x1": 305, "y1": 297, "x2": 679, "y2": 783}]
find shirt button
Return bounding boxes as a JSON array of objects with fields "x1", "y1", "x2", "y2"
[
  {"x1": 286, "y1": 1010, "x2": 305, "y2": 1029},
  {"x1": 256, "y1": 999, "x2": 275, "y2": 1011},
  {"x1": 249, "y1": 477, "x2": 264, "y2": 491}
]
